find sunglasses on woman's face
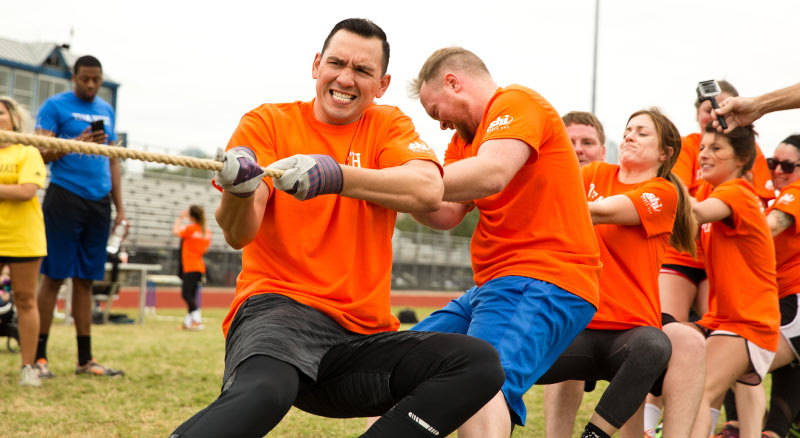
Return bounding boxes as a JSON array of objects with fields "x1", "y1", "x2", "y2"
[{"x1": 767, "y1": 157, "x2": 800, "y2": 173}]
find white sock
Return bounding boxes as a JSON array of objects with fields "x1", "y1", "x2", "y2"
[
  {"x1": 184, "y1": 313, "x2": 193, "y2": 327},
  {"x1": 644, "y1": 403, "x2": 662, "y2": 431},
  {"x1": 190, "y1": 309, "x2": 202, "y2": 323},
  {"x1": 710, "y1": 408, "x2": 721, "y2": 437}
]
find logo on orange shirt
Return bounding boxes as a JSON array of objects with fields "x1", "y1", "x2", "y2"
[
  {"x1": 587, "y1": 183, "x2": 603, "y2": 201},
  {"x1": 486, "y1": 115, "x2": 514, "y2": 133},
  {"x1": 408, "y1": 141, "x2": 432, "y2": 154},
  {"x1": 778, "y1": 193, "x2": 796, "y2": 206},
  {"x1": 641, "y1": 192, "x2": 662, "y2": 214}
]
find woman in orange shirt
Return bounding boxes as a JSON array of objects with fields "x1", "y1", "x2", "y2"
[
  {"x1": 689, "y1": 124, "x2": 779, "y2": 438},
  {"x1": 172, "y1": 205, "x2": 211, "y2": 330},
  {"x1": 757, "y1": 134, "x2": 800, "y2": 438},
  {"x1": 537, "y1": 109, "x2": 696, "y2": 438}
]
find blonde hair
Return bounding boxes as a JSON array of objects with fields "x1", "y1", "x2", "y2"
[
  {"x1": 409, "y1": 47, "x2": 490, "y2": 98},
  {"x1": 0, "y1": 96, "x2": 32, "y2": 133}
]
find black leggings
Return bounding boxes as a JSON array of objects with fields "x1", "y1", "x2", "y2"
[
  {"x1": 181, "y1": 272, "x2": 202, "y2": 313},
  {"x1": 537, "y1": 326, "x2": 672, "y2": 428},
  {"x1": 764, "y1": 364, "x2": 800, "y2": 436},
  {"x1": 170, "y1": 332, "x2": 504, "y2": 438}
]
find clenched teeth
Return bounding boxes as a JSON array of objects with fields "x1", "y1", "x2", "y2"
[{"x1": 331, "y1": 90, "x2": 356, "y2": 102}]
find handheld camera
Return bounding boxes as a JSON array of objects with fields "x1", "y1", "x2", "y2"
[{"x1": 696, "y1": 80, "x2": 728, "y2": 130}]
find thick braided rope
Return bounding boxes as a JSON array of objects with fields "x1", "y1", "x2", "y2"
[{"x1": 0, "y1": 130, "x2": 284, "y2": 177}]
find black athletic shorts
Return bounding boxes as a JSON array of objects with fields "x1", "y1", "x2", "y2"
[
  {"x1": 661, "y1": 263, "x2": 707, "y2": 286},
  {"x1": 223, "y1": 293, "x2": 435, "y2": 387},
  {"x1": 780, "y1": 294, "x2": 800, "y2": 363}
]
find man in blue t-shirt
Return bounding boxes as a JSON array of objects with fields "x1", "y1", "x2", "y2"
[{"x1": 34, "y1": 55, "x2": 125, "y2": 378}]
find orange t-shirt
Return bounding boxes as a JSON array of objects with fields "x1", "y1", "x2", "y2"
[
  {"x1": 663, "y1": 133, "x2": 774, "y2": 268},
  {"x1": 582, "y1": 162, "x2": 677, "y2": 330},
  {"x1": 767, "y1": 181, "x2": 800, "y2": 298},
  {"x1": 444, "y1": 85, "x2": 601, "y2": 308},
  {"x1": 179, "y1": 223, "x2": 210, "y2": 274},
  {"x1": 696, "y1": 179, "x2": 779, "y2": 351},
  {"x1": 221, "y1": 101, "x2": 441, "y2": 337}
]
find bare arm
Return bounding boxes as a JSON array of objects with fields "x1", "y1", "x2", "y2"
[
  {"x1": 692, "y1": 197, "x2": 732, "y2": 225},
  {"x1": 411, "y1": 202, "x2": 472, "y2": 230},
  {"x1": 588, "y1": 195, "x2": 641, "y2": 226},
  {"x1": 440, "y1": 138, "x2": 531, "y2": 202},
  {"x1": 109, "y1": 157, "x2": 126, "y2": 230},
  {"x1": 172, "y1": 210, "x2": 187, "y2": 236},
  {"x1": 715, "y1": 82, "x2": 800, "y2": 132},
  {"x1": 340, "y1": 159, "x2": 443, "y2": 213},
  {"x1": 215, "y1": 182, "x2": 269, "y2": 249},
  {"x1": 767, "y1": 209, "x2": 795, "y2": 237},
  {"x1": 35, "y1": 127, "x2": 107, "y2": 163},
  {"x1": 0, "y1": 183, "x2": 38, "y2": 201}
]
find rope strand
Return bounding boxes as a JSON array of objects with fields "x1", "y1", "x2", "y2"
[{"x1": 0, "y1": 130, "x2": 283, "y2": 177}]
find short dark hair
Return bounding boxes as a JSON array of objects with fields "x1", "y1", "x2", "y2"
[
  {"x1": 782, "y1": 134, "x2": 800, "y2": 153},
  {"x1": 321, "y1": 18, "x2": 389, "y2": 75},
  {"x1": 74, "y1": 55, "x2": 102, "y2": 75}
]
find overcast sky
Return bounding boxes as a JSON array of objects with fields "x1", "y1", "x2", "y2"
[{"x1": 3, "y1": 0, "x2": 799, "y2": 161}]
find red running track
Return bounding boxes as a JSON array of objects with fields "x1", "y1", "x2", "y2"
[{"x1": 114, "y1": 287, "x2": 461, "y2": 309}]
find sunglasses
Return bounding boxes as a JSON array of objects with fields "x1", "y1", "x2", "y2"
[{"x1": 767, "y1": 157, "x2": 800, "y2": 173}]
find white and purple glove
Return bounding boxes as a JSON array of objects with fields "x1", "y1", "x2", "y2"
[
  {"x1": 215, "y1": 146, "x2": 265, "y2": 197},
  {"x1": 267, "y1": 154, "x2": 343, "y2": 201}
]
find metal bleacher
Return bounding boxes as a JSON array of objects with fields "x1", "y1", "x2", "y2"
[
  {"x1": 118, "y1": 170, "x2": 473, "y2": 290},
  {"x1": 122, "y1": 171, "x2": 228, "y2": 252}
]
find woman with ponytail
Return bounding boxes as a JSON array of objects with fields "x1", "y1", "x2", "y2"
[
  {"x1": 172, "y1": 205, "x2": 211, "y2": 330},
  {"x1": 539, "y1": 109, "x2": 703, "y2": 438},
  {"x1": 687, "y1": 124, "x2": 779, "y2": 438}
]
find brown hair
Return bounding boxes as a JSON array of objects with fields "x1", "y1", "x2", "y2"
[
  {"x1": 703, "y1": 123, "x2": 757, "y2": 174},
  {"x1": 409, "y1": 47, "x2": 490, "y2": 98},
  {"x1": 628, "y1": 108, "x2": 696, "y2": 257},
  {"x1": 562, "y1": 111, "x2": 606, "y2": 145},
  {"x1": 188, "y1": 205, "x2": 206, "y2": 232}
]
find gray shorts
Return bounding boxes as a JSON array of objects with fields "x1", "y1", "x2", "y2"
[{"x1": 223, "y1": 293, "x2": 433, "y2": 388}]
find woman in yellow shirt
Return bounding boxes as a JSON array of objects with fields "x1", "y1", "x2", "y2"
[{"x1": 0, "y1": 96, "x2": 47, "y2": 387}]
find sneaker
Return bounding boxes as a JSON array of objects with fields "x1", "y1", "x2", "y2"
[
  {"x1": 19, "y1": 364, "x2": 42, "y2": 387},
  {"x1": 713, "y1": 422, "x2": 739, "y2": 438},
  {"x1": 34, "y1": 358, "x2": 55, "y2": 379},
  {"x1": 75, "y1": 359, "x2": 124, "y2": 377},
  {"x1": 180, "y1": 321, "x2": 205, "y2": 331}
]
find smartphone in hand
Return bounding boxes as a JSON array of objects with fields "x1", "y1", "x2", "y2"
[{"x1": 91, "y1": 119, "x2": 105, "y2": 133}]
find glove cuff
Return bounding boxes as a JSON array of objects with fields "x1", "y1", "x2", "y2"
[{"x1": 307, "y1": 154, "x2": 343, "y2": 198}]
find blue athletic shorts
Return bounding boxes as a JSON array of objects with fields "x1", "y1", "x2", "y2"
[
  {"x1": 40, "y1": 183, "x2": 111, "y2": 281},
  {"x1": 412, "y1": 276, "x2": 595, "y2": 426}
]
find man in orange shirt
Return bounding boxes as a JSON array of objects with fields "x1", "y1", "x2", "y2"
[
  {"x1": 408, "y1": 47, "x2": 601, "y2": 437},
  {"x1": 563, "y1": 111, "x2": 607, "y2": 167},
  {"x1": 170, "y1": 19, "x2": 504, "y2": 438}
]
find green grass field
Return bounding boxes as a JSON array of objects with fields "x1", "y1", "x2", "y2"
[{"x1": 0, "y1": 306, "x2": 661, "y2": 437}]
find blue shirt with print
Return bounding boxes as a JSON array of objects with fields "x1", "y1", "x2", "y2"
[{"x1": 36, "y1": 91, "x2": 117, "y2": 201}]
